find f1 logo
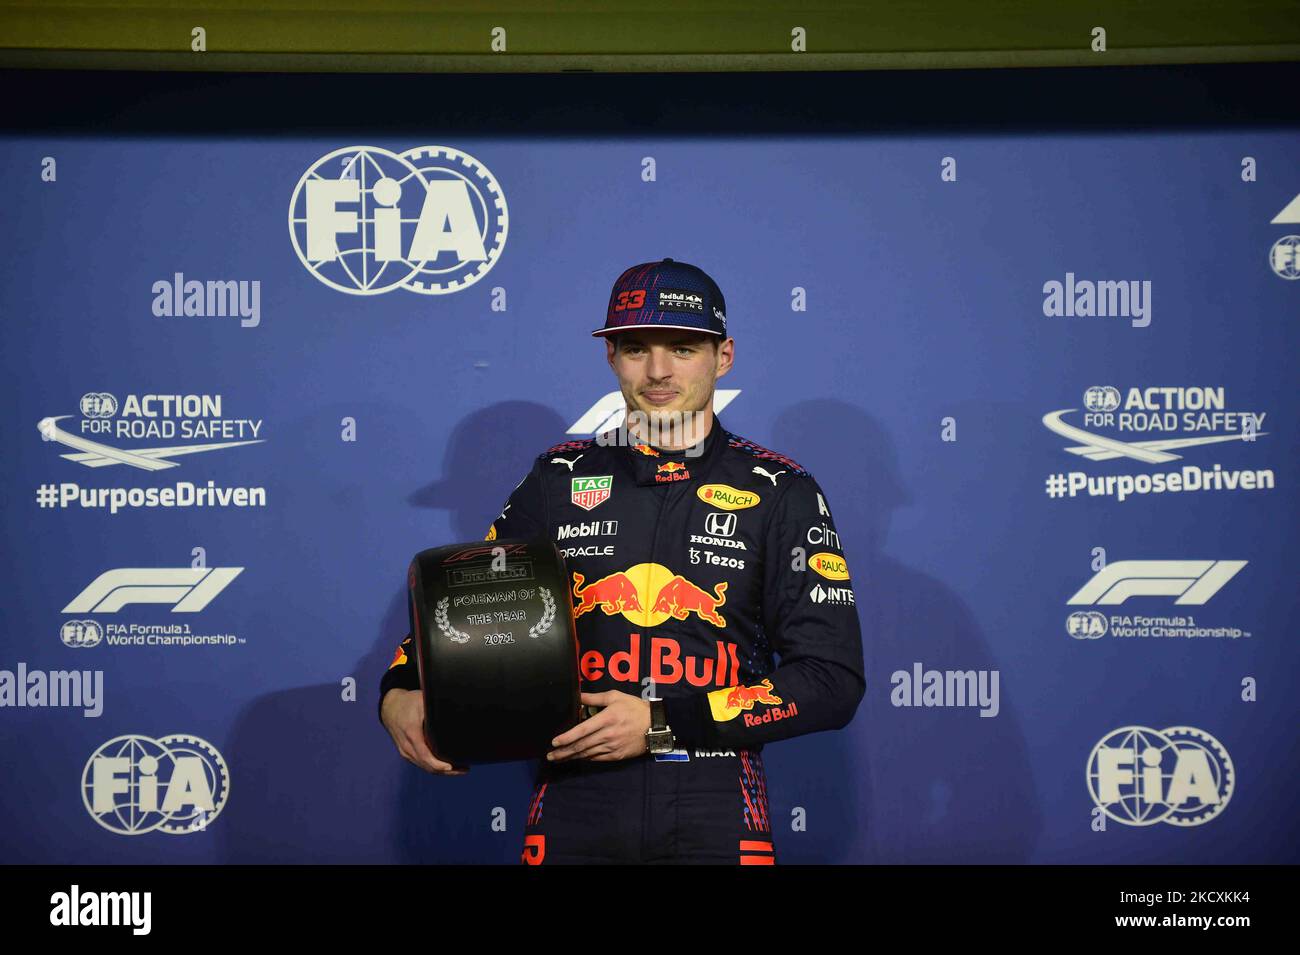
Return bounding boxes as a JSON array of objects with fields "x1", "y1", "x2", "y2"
[
  {"x1": 1067, "y1": 560, "x2": 1246, "y2": 606},
  {"x1": 63, "y1": 568, "x2": 243, "y2": 613}
]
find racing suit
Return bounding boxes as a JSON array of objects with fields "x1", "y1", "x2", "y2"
[{"x1": 378, "y1": 415, "x2": 865, "y2": 864}]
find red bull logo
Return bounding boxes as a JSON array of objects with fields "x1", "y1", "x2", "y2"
[
  {"x1": 572, "y1": 571, "x2": 645, "y2": 617},
  {"x1": 578, "y1": 633, "x2": 742, "y2": 687},
  {"x1": 631, "y1": 443, "x2": 661, "y2": 457},
  {"x1": 655, "y1": 460, "x2": 691, "y2": 483},
  {"x1": 388, "y1": 641, "x2": 409, "y2": 670},
  {"x1": 740, "y1": 701, "x2": 798, "y2": 727},
  {"x1": 651, "y1": 575, "x2": 727, "y2": 626},
  {"x1": 708, "y1": 679, "x2": 797, "y2": 724},
  {"x1": 724, "y1": 680, "x2": 783, "y2": 711},
  {"x1": 569, "y1": 563, "x2": 728, "y2": 628}
]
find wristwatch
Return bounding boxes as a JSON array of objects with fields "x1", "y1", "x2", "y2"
[{"x1": 645, "y1": 698, "x2": 675, "y2": 754}]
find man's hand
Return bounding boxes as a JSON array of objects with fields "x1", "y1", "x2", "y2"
[
  {"x1": 380, "y1": 688, "x2": 467, "y2": 776},
  {"x1": 548, "y1": 691, "x2": 651, "y2": 762}
]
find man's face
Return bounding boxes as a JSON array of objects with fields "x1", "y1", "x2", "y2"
[{"x1": 605, "y1": 328, "x2": 734, "y2": 427}]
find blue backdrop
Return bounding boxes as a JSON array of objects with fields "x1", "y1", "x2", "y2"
[{"x1": 1, "y1": 128, "x2": 1296, "y2": 863}]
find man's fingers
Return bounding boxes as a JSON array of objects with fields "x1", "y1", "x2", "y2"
[
  {"x1": 404, "y1": 727, "x2": 462, "y2": 775},
  {"x1": 552, "y1": 708, "x2": 608, "y2": 747},
  {"x1": 551, "y1": 727, "x2": 614, "y2": 761}
]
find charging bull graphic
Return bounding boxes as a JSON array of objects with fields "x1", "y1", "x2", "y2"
[
  {"x1": 570, "y1": 563, "x2": 728, "y2": 628},
  {"x1": 572, "y1": 572, "x2": 646, "y2": 617},
  {"x1": 723, "y1": 679, "x2": 782, "y2": 711},
  {"x1": 707, "y1": 679, "x2": 798, "y2": 725},
  {"x1": 652, "y1": 576, "x2": 727, "y2": 626}
]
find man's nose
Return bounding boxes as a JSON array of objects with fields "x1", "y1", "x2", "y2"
[{"x1": 645, "y1": 346, "x2": 674, "y2": 380}]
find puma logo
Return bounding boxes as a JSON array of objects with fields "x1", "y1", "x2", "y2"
[
  {"x1": 752, "y1": 466, "x2": 786, "y2": 485},
  {"x1": 551, "y1": 455, "x2": 583, "y2": 471}
]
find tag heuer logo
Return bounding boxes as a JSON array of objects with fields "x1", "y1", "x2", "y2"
[{"x1": 571, "y1": 475, "x2": 613, "y2": 511}]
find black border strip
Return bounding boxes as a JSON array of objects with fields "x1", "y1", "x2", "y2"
[{"x1": 3, "y1": 63, "x2": 1298, "y2": 136}]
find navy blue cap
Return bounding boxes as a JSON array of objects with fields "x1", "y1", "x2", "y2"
[{"x1": 591, "y1": 258, "x2": 728, "y2": 338}]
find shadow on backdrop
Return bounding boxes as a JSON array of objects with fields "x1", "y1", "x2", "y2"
[
  {"x1": 763, "y1": 399, "x2": 1043, "y2": 863},
  {"x1": 218, "y1": 402, "x2": 567, "y2": 863}
]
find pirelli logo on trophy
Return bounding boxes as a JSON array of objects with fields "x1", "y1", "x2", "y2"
[
  {"x1": 446, "y1": 555, "x2": 535, "y2": 589},
  {"x1": 441, "y1": 541, "x2": 535, "y2": 590}
]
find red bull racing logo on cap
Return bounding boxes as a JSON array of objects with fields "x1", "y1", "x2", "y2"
[
  {"x1": 571, "y1": 562, "x2": 728, "y2": 628},
  {"x1": 571, "y1": 475, "x2": 613, "y2": 511}
]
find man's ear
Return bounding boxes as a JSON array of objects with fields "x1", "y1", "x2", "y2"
[{"x1": 714, "y1": 337, "x2": 735, "y2": 378}]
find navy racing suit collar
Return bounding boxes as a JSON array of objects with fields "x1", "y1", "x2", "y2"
[{"x1": 613, "y1": 414, "x2": 728, "y2": 488}]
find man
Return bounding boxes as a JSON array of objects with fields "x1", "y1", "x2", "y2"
[{"x1": 379, "y1": 257, "x2": 865, "y2": 864}]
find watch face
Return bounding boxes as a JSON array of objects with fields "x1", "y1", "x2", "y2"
[{"x1": 647, "y1": 729, "x2": 674, "y2": 753}]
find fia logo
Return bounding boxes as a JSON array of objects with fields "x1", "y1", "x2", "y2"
[
  {"x1": 289, "y1": 145, "x2": 508, "y2": 296},
  {"x1": 1087, "y1": 726, "x2": 1233, "y2": 826},
  {"x1": 82, "y1": 734, "x2": 230, "y2": 835}
]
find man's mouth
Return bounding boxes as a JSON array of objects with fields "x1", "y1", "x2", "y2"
[{"x1": 643, "y1": 391, "x2": 677, "y2": 404}]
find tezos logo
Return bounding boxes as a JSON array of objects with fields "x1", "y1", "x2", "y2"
[
  {"x1": 289, "y1": 145, "x2": 508, "y2": 296},
  {"x1": 1087, "y1": 726, "x2": 1233, "y2": 827},
  {"x1": 83, "y1": 734, "x2": 230, "y2": 835}
]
